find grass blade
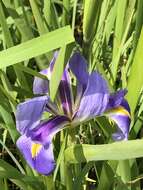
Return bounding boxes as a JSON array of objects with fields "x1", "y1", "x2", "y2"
[
  {"x1": 127, "y1": 28, "x2": 143, "y2": 115},
  {"x1": 49, "y1": 43, "x2": 74, "y2": 100},
  {"x1": 65, "y1": 139, "x2": 143, "y2": 163},
  {"x1": 0, "y1": 26, "x2": 74, "y2": 69}
]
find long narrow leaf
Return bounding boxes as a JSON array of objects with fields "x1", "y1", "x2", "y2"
[
  {"x1": 65, "y1": 139, "x2": 143, "y2": 163},
  {"x1": 127, "y1": 28, "x2": 143, "y2": 115},
  {"x1": 0, "y1": 26, "x2": 74, "y2": 69}
]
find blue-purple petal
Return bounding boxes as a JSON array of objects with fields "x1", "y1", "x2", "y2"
[
  {"x1": 69, "y1": 53, "x2": 89, "y2": 88},
  {"x1": 120, "y1": 99, "x2": 130, "y2": 114},
  {"x1": 33, "y1": 69, "x2": 49, "y2": 95},
  {"x1": 17, "y1": 135, "x2": 55, "y2": 175},
  {"x1": 16, "y1": 95, "x2": 60, "y2": 134},
  {"x1": 29, "y1": 115, "x2": 70, "y2": 146},
  {"x1": 106, "y1": 89, "x2": 127, "y2": 109},
  {"x1": 111, "y1": 114, "x2": 130, "y2": 140},
  {"x1": 33, "y1": 51, "x2": 59, "y2": 95},
  {"x1": 105, "y1": 100, "x2": 131, "y2": 140},
  {"x1": 69, "y1": 53, "x2": 90, "y2": 111},
  {"x1": 74, "y1": 72, "x2": 109, "y2": 123},
  {"x1": 16, "y1": 96, "x2": 48, "y2": 135},
  {"x1": 59, "y1": 68, "x2": 73, "y2": 117}
]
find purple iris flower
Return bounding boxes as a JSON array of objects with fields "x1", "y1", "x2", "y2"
[{"x1": 16, "y1": 52, "x2": 131, "y2": 175}]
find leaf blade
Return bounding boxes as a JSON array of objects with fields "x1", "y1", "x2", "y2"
[
  {"x1": 65, "y1": 139, "x2": 143, "y2": 163},
  {"x1": 0, "y1": 26, "x2": 74, "y2": 69}
]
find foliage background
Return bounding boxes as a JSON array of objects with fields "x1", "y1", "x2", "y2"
[{"x1": 0, "y1": 0, "x2": 143, "y2": 189}]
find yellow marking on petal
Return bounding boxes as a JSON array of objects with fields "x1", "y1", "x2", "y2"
[
  {"x1": 31, "y1": 143, "x2": 42, "y2": 158},
  {"x1": 107, "y1": 106, "x2": 130, "y2": 118}
]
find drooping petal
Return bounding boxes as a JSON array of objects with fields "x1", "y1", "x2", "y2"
[
  {"x1": 33, "y1": 51, "x2": 58, "y2": 95},
  {"x1": 106, "y1": 89, "x2": 127, "y2": 109},
  {"x1": 73, "y1": 72, "x2": 109, "y2": 123},
  {"x1": 120, "y1": 99, "x2": 130, "y2": 113},
  {"x1": 105, "y1": 99, "x2": 131, "y2": 140},
  {"x1": 58, "y1": 68, "x2": 73, "y2": 117},
  {"x1": 17, "y1": 135, "x2": 55, "y2": 175},
  {"x1": 29, "y1": 115, "x2": 70, "y2": 146},
  {"x1": 16, "y1": 96, "x2": 47, "y2": 135},
  {"x1": 16, "y1": 96, "x2": 59, "y2": 135}
]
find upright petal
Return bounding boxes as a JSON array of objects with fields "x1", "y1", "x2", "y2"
[
  {"x1": 69, "y1": 52, "x2": 89, "y2": 88},
  {"x1": 16, "y1": 96, "x2": 59, "y2": 135},
  {"x1": 29, "y1": 115, "x2": 70, "y2": 146},
  {"x1": 17, "y1": 135, "x2": 55, "y2": 175},
  {"x1": 74, "y1": 72, "x2": 109, "y2": 123},
  {"x1": 58, "y1": 68, "x2": 73, "y2": 117},
  {"x1": 105, "y1": 99, "x2": 131, "y2": 140},
  {"x1": 33, "y1": 51, "x2": 59, "y2": 94},
  {"x1": 69, "y1": 53, "x2": 90, "y2": 112},
  {"x1": 33, "y1": 69, "x2": 49, "y2": 95}
]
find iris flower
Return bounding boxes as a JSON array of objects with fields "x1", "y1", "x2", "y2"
[{"x1": 16, "y1": 52, "x2": 130, "y2": 175}]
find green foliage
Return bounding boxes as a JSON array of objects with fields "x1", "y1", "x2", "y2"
[
  {"x1": 0, "y1": 26, "x2": 74, "y2": 69},
  {"x1": 0, "y1": 0, "x2": 143, "y2": 189},
  {"x1": 65, "y1": 140, "x2": 143, "y2": 163},
  {"x1": 127, "y1": 29, "x2": 143, "y2": 116}
]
